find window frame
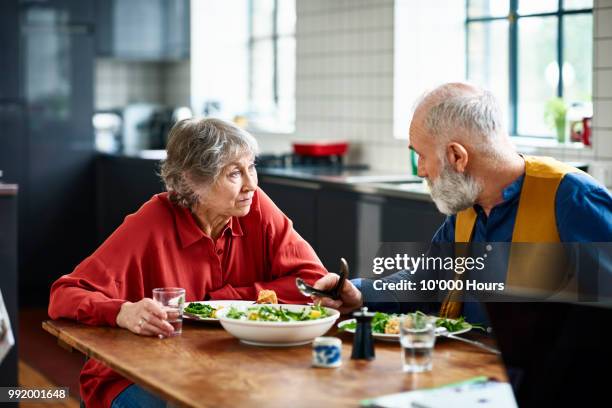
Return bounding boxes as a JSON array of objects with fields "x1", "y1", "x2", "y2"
[
  {"x1": 465, "y1": 0, "x2": 593, "y2": 138},
  {"x1": 247, "y1": 0, "x2": 295, "y2": 133}
]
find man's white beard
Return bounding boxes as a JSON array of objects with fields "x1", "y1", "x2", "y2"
[{"x1": 426, "y1": 162, "x2": 482, "y2": 216}]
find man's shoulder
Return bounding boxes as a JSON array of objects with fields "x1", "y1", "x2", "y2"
[
  {"x1": 558, "y1": 172, "x2": 611, "y2": 200},
  {"x1": 555, "y1": 172, "x2": 612, "y2": 241},
  {"x1": 433, "y1": 215, "x2": 456, "y2": 243}
]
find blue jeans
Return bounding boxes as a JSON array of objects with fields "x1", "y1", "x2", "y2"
[{"x1": 111, "y1": 384, "x2": 168, "y2": 408}]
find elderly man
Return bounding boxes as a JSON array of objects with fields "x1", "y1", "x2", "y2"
[{"x1": 314, "y1": 82, "x2": 612, "y2": 320}]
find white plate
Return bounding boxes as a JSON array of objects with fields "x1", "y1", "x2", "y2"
[
  {"x1": 183, "y1": 300, "x2": 254, "y2": 321},
  {"x1": 217, "y1": 304, "x2": 340, "y2": 347},
  {"x1": 337, "y1": 316, "x2": 472, "y2": 342}
]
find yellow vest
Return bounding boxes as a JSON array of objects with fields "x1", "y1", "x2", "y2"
[{"x1": 440, "y1": 156, "x2": 583, "y2": 318}]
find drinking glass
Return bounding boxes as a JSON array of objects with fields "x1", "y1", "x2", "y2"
[
  {"x1": 152, "y1": 287, "x2": 185, "y2": 336},
  {"x1": 400, "y1": 314, "x2": 436, "y2": 373}
]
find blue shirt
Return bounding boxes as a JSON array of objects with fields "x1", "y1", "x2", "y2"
[
  {"x1": 356, "y1": 172, "x2": 612, "y2": 323},
  {"x1": 432, "y1": 172, "x2": 612, "y2": 243}
]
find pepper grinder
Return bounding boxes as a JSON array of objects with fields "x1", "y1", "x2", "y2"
[{"x1": 351, "y1": 307, "x2": 375, "y2": 360}]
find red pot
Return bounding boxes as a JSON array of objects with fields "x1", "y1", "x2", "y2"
[{"x1": 292, "y1": 141, "x2": 349, "y2": 157}]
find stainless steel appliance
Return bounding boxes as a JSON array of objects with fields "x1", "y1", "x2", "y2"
[{"x1": 122, "y1": 104, "x2": 193, "y2": 151}]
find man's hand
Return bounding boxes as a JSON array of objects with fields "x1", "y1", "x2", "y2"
[
  {"x1": 311, "y1": 274, "x2": 363, "y2": 314},
  {"x1": 116, "y1": 298, "x2": 174, "y2": 338}
]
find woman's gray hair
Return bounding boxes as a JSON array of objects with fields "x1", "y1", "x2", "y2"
[
  {"x1": 160, "y1": 117, "x2": 259, "y2": 208},
  {"x1": 417, "y1": 83, "x2": 505, "y2": 158}
]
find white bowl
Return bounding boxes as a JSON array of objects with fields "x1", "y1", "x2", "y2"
[{"x1": 217, "y1": 304, "x2": 340, "y2": 347}]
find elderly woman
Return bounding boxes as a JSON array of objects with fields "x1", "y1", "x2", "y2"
[{"x1": 48, "y1": 118, "x2": 328, "y2": 408}]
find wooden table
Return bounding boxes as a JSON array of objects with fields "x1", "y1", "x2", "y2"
[{"x1": 43, "y1": 319, "x2": 507, "y2": 408}]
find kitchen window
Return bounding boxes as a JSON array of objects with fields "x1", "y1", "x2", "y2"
[
  {"x1": 466, "y1": 0, "x2": 593, "y2": 138},
  {"x1": 247, "y1": 0, "x2": 295, "y2": 133}
]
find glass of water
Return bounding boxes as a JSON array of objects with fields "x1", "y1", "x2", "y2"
[
  {"x1": 152, "y1": 287, "x2": 185, "y2": 336},
  {"x1": 400, "y1": 313, "x2": 436, "y2": 373}
]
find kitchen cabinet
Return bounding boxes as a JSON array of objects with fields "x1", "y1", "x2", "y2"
[
  {"x1": 0, "y1": 186, "x2": 18, "y2": 403},
  {"x1": 258, "y1": 178, "x2": 319, "y2": 247},
  {"x1": 381, "y1": 197, "x2": 445, "y2": 242},
  {"x1": 95, "y1": 0, "x2": 190, "y2": 60},
  {"x1": 316, "y1": 189, "x2": 361, "y2": 275},
  {"x1": 257, "y1": 180, "x2": 360, "y2": 274},
  {"x1": 0, "y1": 1, "x2": 19, "y2": 100},
  {"x1": 1, "y1": 0, "x2": 97, "y2": 306},
  {"x1": 316, "y1": 191, "x2": 444, "y2": 276},
  {"x1": 96, "y1": 154, "x2": 165, "y2": 242}
]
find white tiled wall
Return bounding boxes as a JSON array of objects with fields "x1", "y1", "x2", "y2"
[
  {"x1": 95, "y1": 59, "x2": 190, "y2": 110},
  {"x1": 255, "y1": 0, "x2": 461, "y2": 172},
  {"x1": 252, "y1": 1, "x2": 612, "y2": 185},
  {"x1": 291, "y1": 0, "x2": 410, "y2": 172},
  {"x1": 95, "y1": 59, "x2": 163, "y2": 109},
  {"x1": 162, "y1": 61, "x2": 191, "y2": 107},
  {"x1": 590, "y1": 1, "x2": 612, "y2": 184}
]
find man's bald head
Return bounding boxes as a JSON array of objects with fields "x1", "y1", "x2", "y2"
[{"x1": 410, "y1": 82, "x2": 508, "y2": 158}]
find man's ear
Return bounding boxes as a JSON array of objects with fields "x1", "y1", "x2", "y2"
[{"x1": 446, "y1": 142, "x2": 468, "y2": 173}]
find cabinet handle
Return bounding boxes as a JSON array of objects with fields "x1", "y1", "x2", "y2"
[{"x1": 260, "y1": 178, "x2": 321, "y2": 190}]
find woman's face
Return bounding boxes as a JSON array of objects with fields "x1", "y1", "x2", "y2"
[{"x1": 198, "y1": 154, "x2": 258, "y2": 218}]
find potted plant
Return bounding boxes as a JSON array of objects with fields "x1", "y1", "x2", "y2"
[{"x1": 544, "y1": 97, "x2": 568, "y2": 143}]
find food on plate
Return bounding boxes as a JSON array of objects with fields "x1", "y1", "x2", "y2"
[
  {"x1": 384, "y1": 317, "x2": 400, "y2": 334},
  {"x1": 225, "y1": 304, "x2": 329, "y2": 322},
  {"x1": 256, "y1": 289, "x2": 278, "y2": 304},
  {"x1": 339, "y1": 311, "x2": 479, "y2": 334},
  {"x1": 435, "y1": 315, "x2": 472, "y2": 332},
  {"x1": 184, "y1": 302, "x2": 221, "y2": 318}
]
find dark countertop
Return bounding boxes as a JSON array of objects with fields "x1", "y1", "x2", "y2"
[
  {"x1": 257, "y1": 167, "x2": 433, "y2": 202},
  {"x1": 99, "y1": 150, "x2": 434, "y2": 202}
]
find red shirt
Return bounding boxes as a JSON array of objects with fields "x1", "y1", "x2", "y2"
[{"x1": 48, "y1": 189, "x2": 327, "y2": 408}]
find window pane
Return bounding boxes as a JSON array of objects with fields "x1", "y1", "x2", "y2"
[
  {"x1": 277, "y1": 36, "x2": 295, "y2": 128},
  {"x1": 277, "y1": 0, "x2": 295, "y2": 36},
  {"x1": 277, "y1": 37, "x2": 295, "y2": 100},
  {"x1": 467, "y1": 0, "x2": 509, "y2": 18},
  {"x1": 517, "y1": 16, "x2": 558, "y2": 136},
  {"x1": 467, "y1": 20, "x2": 510, "y2": 129},
  {"x1": 564, "y1": 0, "x2": 593, "y2": 10},
  {"x1": 251, "y1": 0, "x2": 274, "y2": 38},
  {"x1": 250, "y1": 39, "x2": 275, "y2": 114},
  {"x1": 518, "y1": 0, "x2": 557, "y2": 15},
  {"x1": 563, "y1": 13, "x2": 592, "y2": 104}
]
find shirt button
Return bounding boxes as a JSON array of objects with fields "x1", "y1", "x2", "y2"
[{"x1": 216, "y1": 249, "x2": 223, "y2": 255}]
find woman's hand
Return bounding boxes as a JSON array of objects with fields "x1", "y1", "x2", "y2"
[
  {"x1": 116, "y1": 298, "x2": 174, "y2": 338},
  {"x1": 311, "y1": 274, "x2": 363, "y2": 314}
]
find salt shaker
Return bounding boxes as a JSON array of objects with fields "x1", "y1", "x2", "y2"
[
  {"x1": 351, "y1": 306, "x2": 375, "y2": 360},
  {"x1": 312, "y1": 337, "x2": 342, "y2": 368}
]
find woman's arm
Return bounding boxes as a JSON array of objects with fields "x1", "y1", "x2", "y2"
[
  {"x1": 48, "y1": 196, "x2": 175, "y2": 336},
  {"x1": 48, "y1": 256, "x2": 126, "y2": 326}
]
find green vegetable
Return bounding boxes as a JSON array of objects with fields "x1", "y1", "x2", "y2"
[
  {"x1": 338, "y1": 321, "x2": 357, "y2": 332},
  {"x1": 435, "y1": 316, "x2": 467, "y2": 332},
  {"x1": 226, "y1": 307, "x2": 246, "y2": 319},
  {"x1": 340, "y1": 311, "x2": 478, "y2": 334},
  {"x1": 372, "y1": 312, "x2": 395, "y2": 333},
  {"x1": 225, "y1": 305, "x2": 329, "y2": 322},
  {"x1": 184, "y1": 302, "x2": 217, "y2": 318}
]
